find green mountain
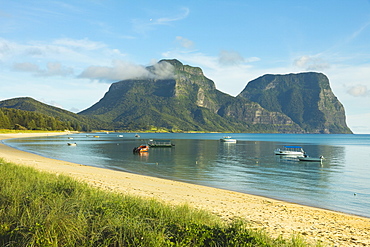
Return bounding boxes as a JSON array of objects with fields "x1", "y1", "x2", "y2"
[
  {"x1": 0, "y1": 97, "x2": 101, "y2": 131},
  {"x1": 1, "y1": 60, "x2": 352, "y2": 134},
  {"x1": 79, "y1": 60, "x2": 306, "y2": 133},
  {"x1": 238, "y1": 73, "x2": 352, "y2": 133}
]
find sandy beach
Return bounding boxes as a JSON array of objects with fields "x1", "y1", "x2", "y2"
[{"x1": 1, "y1": 133, "x2": 369, "y2": 246}]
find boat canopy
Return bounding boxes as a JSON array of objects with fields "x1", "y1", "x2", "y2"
[
  {"x1": 149, "y1": 140, "x2": 171, "y2": 143},
  {"x1": 148, "y1": 139, "x2": 174, "y2": 147},
  {"x1": 283, "y1": 146, "x2": 302, "y2": 149}
]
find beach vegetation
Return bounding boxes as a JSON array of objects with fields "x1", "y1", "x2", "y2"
[{"x1": 0, "y1": 159, "x2": 318, "y2": 246}]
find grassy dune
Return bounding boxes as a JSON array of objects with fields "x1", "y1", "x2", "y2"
[{"x1": 0, "y1": 159, "x2": 315, "y2": 246}]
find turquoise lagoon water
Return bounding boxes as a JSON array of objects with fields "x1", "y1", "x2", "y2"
[{"x1": 4, "y1": 133, "x2": 370, "y2": 218}]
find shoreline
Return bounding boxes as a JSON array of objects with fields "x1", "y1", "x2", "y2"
[{"x1": 1, "y1": 133, "x2": 369, "y2": 246}]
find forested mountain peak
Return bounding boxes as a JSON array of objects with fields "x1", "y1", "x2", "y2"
[
  {"x1": 0, "y1": 60, "x2": 352, "y2": 133},
  {"x1": 238, "y1": 73, "x2": 352, "y2": 133}
]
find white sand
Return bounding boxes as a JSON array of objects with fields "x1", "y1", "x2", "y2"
[{"x1": 1, "y1": 133, "x2": 369, "y2": 246}]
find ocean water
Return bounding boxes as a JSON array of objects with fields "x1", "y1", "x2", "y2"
[{"x1": 4, "y1": 133, "x2": 370, "y2": 218}]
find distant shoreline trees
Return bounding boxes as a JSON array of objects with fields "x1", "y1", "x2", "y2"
[{"x1": 0, "y1": 108, "x2": 82, "y2": 131}]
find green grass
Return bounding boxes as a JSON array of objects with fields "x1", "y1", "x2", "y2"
[{"x1": 0, "y1": 159, "x2": 318, "y2": 247}]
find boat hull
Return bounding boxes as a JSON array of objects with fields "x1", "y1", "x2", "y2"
[
  {"x1": 274, "y1": 146, "x2": 304, "y2": 156},
  {"x1": 220, "y1": 136, "x2": 237, "y2": 143},
  {"x1": 274, "y1": 150, "x2": 304, "y2": 156},
  {"x1": 220, "y1": 139, "x2": 237, "y2": 143},
  {"x1": 298, "y1": 157, "x2": 323, "y2": 162},
  {"x1": 148, "y1": 144, "x2": 174, "y2": 147}
]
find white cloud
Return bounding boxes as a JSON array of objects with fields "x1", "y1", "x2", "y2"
[
  {"x1": 13, "y1": 61, "x2": 74, "y2": 77},
  {"x1": 155, "y1": 7, "x2": 189, "y2": 24},
  {"x1": 0, "y1": 37, "x2": 126, "y2": 65},
  {"x1": 1, "y1": 37, "x2": 129, "y2": 80},
  {"x1": 39, "y1": 98, "x2": 64, "y2": 109},
  {"x1": 326, "y1": 64, "x2": 370, "y2": 98},
  {"x1": 294, "y1": 55, "x2": 330, "y2": 70},
  {"x1": 41, "y1": 62, "x2": 74, "y2": 77},
  {"x1": 53, "y1": 38, "x2": 106, "y2": 50},
  {"x1": 218, "y1": 50, "x2": 245, "y2": 66},
  {"x1": 0, "y1": 38, "x2": 16, "y2": 61},
  {"x1": 149, "y1": 61, "x2": 175, "y2": 79},
  {"x1": 346, "y1": 20, "x2": 370, "y2": 44},
  {"x1": 78, "y1": 60, "x2": 174, "y2": 82},
  {"x1": 78, "y1": 60, "x2": 147, "y2": 81},
  {"x1": 132, "y1": 7, "x2": 190, "y2": 34},
  {"x1": 164, "y1": 52, "x2": 218, "y2": 69},
  {"x1": 347, "y1": 85, "x2": 369, "y2": 97},
  {"x1": 294, "y1": 55, "x2": 310, "y2": 67},
  {"x1": 24, "y1": 47, "x2": 44, "y2": 56},
  {"x1": 176, "y1": 36, "x2": 194, "y2": 49},
  {"x1": 12, "y1": 62, "x2": 39, "y2": 72}
]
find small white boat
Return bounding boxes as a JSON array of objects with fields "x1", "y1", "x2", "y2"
[
  {"x1": 135, "y1": 134, "x2": 140, "y2": 138},
  {"x1": 274, "y1": 146, "x2": 304, "y2": 156},
  {"x1": 298, "y1": 155, "x2": 324, "y2": 162},
  {"x1": 67, "y1": 143, "x2": 77, "y2": 146},
  {"x1": 220, "y1": 136, "x2": 237, "y2": 143}
]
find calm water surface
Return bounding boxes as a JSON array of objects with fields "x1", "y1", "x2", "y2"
[{"x1": 4, "y1": 133, "x2": 370, "y2": 218}]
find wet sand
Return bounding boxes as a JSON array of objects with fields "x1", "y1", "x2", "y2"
[{"x1": 1, "y1": 133, "x2": 369, "y2": 246}]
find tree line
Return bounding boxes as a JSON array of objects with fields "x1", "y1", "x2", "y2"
[{"x1": 0, "y1": 108, "x2": 89, "y2": 131}]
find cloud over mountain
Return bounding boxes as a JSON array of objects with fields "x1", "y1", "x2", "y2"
[
  {"x1": 78, "y1": 60, "x2": 174, "y2": 82},
  {"x1": 294, "y1": 55, "x2": 330, "y2": 70}
]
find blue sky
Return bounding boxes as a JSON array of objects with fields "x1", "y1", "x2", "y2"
[{"x1": 1, "y1": 0, "x2": 370, "y2": 133}]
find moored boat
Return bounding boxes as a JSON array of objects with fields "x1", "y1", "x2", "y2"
[
  {"x1": 67, "y1": 142, "x2": 77, "y2": 146},
  {"x1": 220, "y1": 136, "x2": 237, "y2": 143},
  {"x1": 274, "y1": 146, "x2": 304, "y2": 156},
  {"x1": 148, "y1": 139, "x2": 174, "y2": 147},
  {"x1": 298, "y1": 155, "x2": 324, "y2": 162},
  {"x1": 133, "y1": 145, "x2": 149, "y2": 153}
]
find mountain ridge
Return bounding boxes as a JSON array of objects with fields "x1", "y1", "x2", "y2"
[
  {"x1": 0, "y1": 59, "x2": 352, "y2": 133},
  {"x1": 238, "y1": 72, "x2": 352, "y2": 133},
  {"x1": 79, "y1": 59, "x2": 351, "y2": 133}
]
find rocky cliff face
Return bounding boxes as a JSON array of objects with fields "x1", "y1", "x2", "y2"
[
  {"x1": 79, "y1": 60, "x2": 351, "y2": 133},
  {"x1": 238, "y1": 72, "x2": 352, "y2": 133}
]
